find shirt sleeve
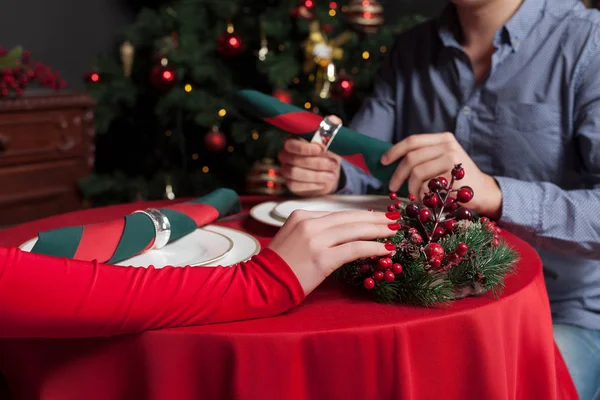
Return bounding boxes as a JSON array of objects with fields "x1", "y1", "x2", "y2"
[
  {"x1": 0, "y1": 246, "x2": 305, "y2": 338},
  {"x1": 494, "y1": 35, "x2": 600, "y2": 260},
  {"x1": 336, "y1": 38, "x2": 402, "y2": 194}
]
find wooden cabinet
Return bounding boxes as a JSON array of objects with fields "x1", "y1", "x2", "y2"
[{"x1": 0, "y1": 92, "x2": 95, "y2": 226}]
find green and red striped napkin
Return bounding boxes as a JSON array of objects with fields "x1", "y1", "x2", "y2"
[
  {"x1": 233, "y1": 89, "x2": 408, "y2": 196},
  {"x1": 30, "y1": 188, "x2": 240, "y2": 264}
]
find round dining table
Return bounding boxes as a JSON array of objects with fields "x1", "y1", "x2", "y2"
[{"x1": 0, "y1": 196, "x2": 577, "y2": 400}]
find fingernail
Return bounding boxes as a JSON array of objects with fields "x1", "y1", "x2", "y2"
[
  {"x1": 389, "y1": 185, "x2": 398, "y2": 193},
  {"x1": 388, "y1": 223, "x2": 400, "y2": 230},
  {"x1": 385, "y1": 211, "x2": 401, "y2": 220},
  {"x1": 385, "y1": 243, "x2": 396, "y2": 251}
]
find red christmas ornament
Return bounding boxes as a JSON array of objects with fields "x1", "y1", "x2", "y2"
[
  {"x1": 384, "y1": 270, "x2": 395, "y2": 282},
  {"x1": 423, "y1": 193, "x2": 439, "y2": 209},
  {"x1": 84, "y1": 71, "x2": 100, "y2": 84},
  {"x1": 273, "y1": 89, "x2": 292, "y2": 104},
  {"x1": 150, "y1": 64, "x2": 176, "y2": 91},
  {"x1": 456, "y1": 243, "x2": 469, "y2": 256},
  {"x1": 345, "y1": 0, "x2": 384, "y2": 33},
  {"x1": 217, "y1": 31, "x2": 245, "y2": 58},
  {"x1": 452, "y1": 164, "x2": 465, "y2": 180},
  {"x1": 332, "y1": 74, "x2": 355, "y2": 99},
  {"x1": 378, "y1": 257, "x2": 393, "y2": 270},
  {"x1": 204, "y1": 127, "x2": 227, "y2": 152},
  {"x1": 392, "y1": 263, "x2": 403, "y2": 274},
  {"x1": 363, "y1": 277, "x2": 376, "y2": 289},
  {"x1": 419, "y1": 208, "x2": 432, "y2": 223},
  {"x1": 424, "y1": 243, "x2": 445, "y2": 260},
  {"x1": 457, "y1": 186, "x2": 474, "y2": 203},
  {"x1": 373, "y1": 271, "x2": 384, "y2": 281}
]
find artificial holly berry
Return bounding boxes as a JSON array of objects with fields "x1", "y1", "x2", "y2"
[
  {"x1": 363, "y1": 277, "x2": 375, "y2": 289},
  {"x1": 384, "y1": 241, "x2": 396, "y2": 251},
  {"x1": 428, "y1": 257, "x2": 442, "y2": 269},
  {"x1": 360, "y1": 264, "x2": 372, "y2": 274},
  {"x1": 378, "y1": 257, "x2": 393, "y2": 270},
  {"x1": 428, "y1": 178, "x2": 444, "y2": 191},
  {"x1": 423, "y1": 193, "x2": 439, "y2": 209},
  {"x1": 373, "y1": 271, "x2": 384, "y2": 281},
  {"x1": 457, "y1": 186, "x2": 474, "y2": 203},
  {"x1": 389, "y1": 192, "x2": 397, "y2": 200},
  {"x1": 424, "y1": 243, "x2": 445, "y2": 260},
  {"x1": 456, "y1": 243, "x2": 469, "y2": 256},
  {"x1": 387, "y1": 204, "x2": 396, "y2": 212},
  {"x1": 419, "y1": 208, "x2": 432, "y2": 223},
  {"x1": 405, "y1": 204, "x2": 419, "y2": 218},
  {"x1": 395, "y1": 201, "x2": 403, "y2": 210},
  {"x1": 410, "y1": 233, "x2": 423, "y2": 244},
  {"x1": 480, "y1": 217, "x2": 490, "y2": 225},
  {"x1": 444, "y1": 219, "x2": 456, "y2": 232},
  {"x1": 408, "y1": 228, "x2": 418, "y2": 235},
  {"x1": 446, "y1": 252, "x2": 460, "y2": 264},
  {"x1": 437, "y1": 176, "x2": 448, "y2": 188},
  {"x1": 454, "y1": 207, "x2": 473, "y2": 221},
  {"x1": 392, "y1": 263, "x2": 403, "y2": 274},
  {"x1": 433, "y1": 226, "x2": 446, "y2": 238},
  {"x1": 408, "y1": 194, "x2": 416, "y2": 201},
  {"x1": 452, "y1": 164, "x2": 465, "y2": 180},
  {"x1": 384, "y1": 270, "x2": 395, "y2": 282},
  {"x1": 491, "y1": 238, "x2": 499, "y2": 247}
]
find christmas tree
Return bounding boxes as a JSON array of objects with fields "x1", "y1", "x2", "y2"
[{"x1": 82, "y1": 0, "x2": 422, "y2": 206}]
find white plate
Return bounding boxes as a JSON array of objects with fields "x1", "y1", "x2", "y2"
[
  {"x1": 272, "y1": 195, "x2": 402, "y2": 220},
  {"x1": 19, "y1": 225, "x2": 260, "y2": 268},
  {"x1": 250, "y1": 201, "x2": 287, "y2": 227}
]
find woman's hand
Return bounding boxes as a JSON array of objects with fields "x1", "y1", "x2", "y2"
[{"x1": 268, "y1": 210, "x2": 398, "y2": 295}]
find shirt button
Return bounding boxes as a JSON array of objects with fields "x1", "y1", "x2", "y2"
[{"x1": 462, "y1": 106, "x2": 471, "y2": 115}]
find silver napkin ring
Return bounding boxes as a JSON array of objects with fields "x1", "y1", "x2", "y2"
[
  {"x1": 133, "y1": 208, "x2": 171, "y2": 249},
  {"x1": 311, "y1": 117, "x2": 342, "y2": 150}
]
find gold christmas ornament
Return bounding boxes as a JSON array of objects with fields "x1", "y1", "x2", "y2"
[
  {"x1": 120, "y1": 41, "x2": 135, "y2": 77},
  {"x1": 246, "y1": 158, "x2": 286, "y2": 195},
  {"x1": 302, "y1": 21, "x2": 352, "y2": 98},
  {"x1": 345, "y1": 0, "x2": 384, "y2": 33}
]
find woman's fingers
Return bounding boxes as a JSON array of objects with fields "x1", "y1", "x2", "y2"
[
  {"x1": 319, "y1": 222, "x2": 397, "y2": 247},
  {"x1": 327, "y1": 241, "x2": 391, "y2": 269}
]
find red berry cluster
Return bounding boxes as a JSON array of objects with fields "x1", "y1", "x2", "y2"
[
  {"x1": 480, "y1": 217, "x2": 501, "y2": 247},
  {"x1": 0, "y1": 47, "x2": 66, "y2": 98},
  {"x1": 362, "y1": 255, "x2": 403, "y2": 290},
  {"x1": 423, "y1": 241, "x2": 469, "y2": 272}
]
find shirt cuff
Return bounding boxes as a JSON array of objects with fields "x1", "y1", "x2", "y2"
[
  {"x1": 337, "y1": 159, "x2": 382, "y2": 195},
  {"x1": 494, "y1": 176, "x2": 543, "y2": 233}
]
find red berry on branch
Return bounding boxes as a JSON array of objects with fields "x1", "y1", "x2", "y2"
[
  {"x1": 428, "y1": 178, "x2": 444, "y2": 191},
  {"x1": 389, "y1": 192, "x2": 397, "y2": 200},
  {"x1": 455, "y1": 207, "x2": 473, "y2": 221},
  {"x1": 423, "y1": 193, "x2": 439, "y2": 209},
  {"x1": 408, "y1": 194, "x2": 416, "y2": 201},
  {"x1": 378, "y1": 257, "x2": 393, "y2": 270},
  {"x1": 444, "y1": 219, "x2": 456, "y2": 232},
  {"x1": 437, "y1": 176, "x2": 448, "y2": 188},
  {"x1": 447, "y1": 252, "x2": 460, "y2": 264},
  {"x1": 363, "y1": 277, "x2": 375, "y2": 289},
  {"x1": 428, "y1": 257, "x2": 442, "y2": 269},
  {"x1": 418, "y1": 208, "x2": 432, "y2": 223},
  {"x1": 384, "y1": 270, "x2": 395, "y2": 282},
  {"x1": 408, "y1": 228, "x2": 418, "y2": 235},
  {"x1": 477, "y1": 272, "x2": 485, "y2": 280},
  {"x1": 405, "y1": 203, "x2": 419, "y2": 218},
  {"x1": 360, "y1": 264, "x2": 371, "y2": 274},
  {"x1": 456, "y1": 243, "x2": 468, "y2": 256},
  {"x1": 373, "y1": 271, "x2": 384, "y2": 281},
  {"x1": 394, "y1": 201, "x2": 403, "y2": 210},
  {"x1": 433, "y1": 226, "x2": 445, "y2": 238},
  {"x1": 491, "y1": 238, "x2": 499, "y2": 247},
  {"x1": 457, "y1": 186, "x2": 474, "y2": 203},
  {"x1": 388, "y1": 204, "x2": 397, "y2": 212},
  {"x1": 452, "y1": 164, "x2": 465, "y2": 180},
  {"x1": 410, "y1": 233, "x2": 423, "y2": 244},
  {"x1": 425, "y1": 243, "x2": 445, "y2": 260},
  {"x1": 392, "y1": 263, "x2": 403, "y2": 274}
]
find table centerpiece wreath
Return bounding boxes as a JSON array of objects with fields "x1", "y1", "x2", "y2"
[{"x1": 334, "y1": 164, "x2": 519, "y2": 306}]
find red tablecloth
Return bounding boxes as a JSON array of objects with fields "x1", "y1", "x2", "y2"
[{"x1": 0, "y1": 197, "x2": 577, "y2": 400}]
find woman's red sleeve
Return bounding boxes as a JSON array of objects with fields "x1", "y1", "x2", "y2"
[{"x1": 0, "y1": 246, "x2": 304, "y2": 338}]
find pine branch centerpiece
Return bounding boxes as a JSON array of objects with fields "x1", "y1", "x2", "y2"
[{"x1": 335, "y1": 164, "x2": 519, "y2": 306}]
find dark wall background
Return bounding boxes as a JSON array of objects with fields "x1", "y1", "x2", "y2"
[{"x1": 0, "y1": 0, "x2": 446, "y2": 91}]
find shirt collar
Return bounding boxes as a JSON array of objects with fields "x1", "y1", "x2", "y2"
[{"x1": 437, "y1": 0, "x2": 546, "y2": 51}]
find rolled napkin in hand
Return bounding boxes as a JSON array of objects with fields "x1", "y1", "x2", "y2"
[
  {"x1": 30, "y1": 188, "x2": 240, "y2": 263},
  {"x1": 233, "y1": 89, "x2": 408, "y2": 196}
]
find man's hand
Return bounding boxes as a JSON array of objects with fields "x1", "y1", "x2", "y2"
[
  {"x1": 277, "y1": 115, "x2": 343, "y2": 197},
  {"x1": 381, "y1": 132, "x2": 502, "y2": 218}
]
